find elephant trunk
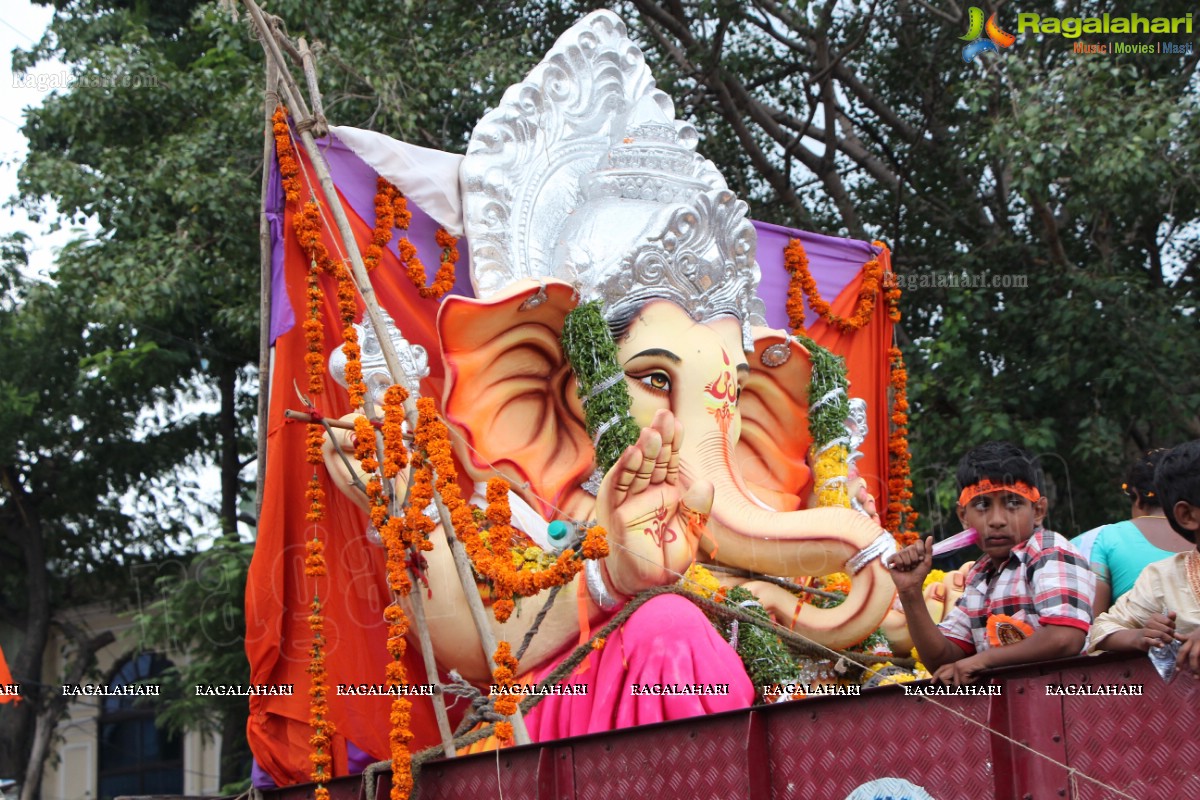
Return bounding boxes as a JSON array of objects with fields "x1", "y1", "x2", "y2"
[{"x1": 687, "y1": 429, "x2": 896, "y2": 649}]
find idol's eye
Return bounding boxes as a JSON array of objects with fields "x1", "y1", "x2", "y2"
[{"x1": 632, "y1": 371, "x2": 671, "y2": 394}]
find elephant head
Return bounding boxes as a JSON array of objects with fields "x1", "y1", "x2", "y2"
[
  {"x1": 439, "y1": 278, "x2": 896, "y2": 649},
  {"x1": 435, "y1": 9, "x2": 896, "y2": 649}
]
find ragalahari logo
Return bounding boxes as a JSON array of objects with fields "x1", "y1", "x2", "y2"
[{"x1": 960, "y1": 7, "x2": 1016, "y2": 62}]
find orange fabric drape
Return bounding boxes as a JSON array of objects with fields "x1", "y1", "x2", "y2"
[
  {"x1": 246, "y1": 145, "x2": 462, "y2": 784},
  {"x1": 0, "y1": 643, "x2": 17, "y2": 704},
  {"x1": 804, "y1": 245, "x2": 895, "y2": 514}
]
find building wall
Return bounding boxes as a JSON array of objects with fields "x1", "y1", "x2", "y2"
[{"x1": 39, "y1": 604, "x2": 223, "y2": 800}]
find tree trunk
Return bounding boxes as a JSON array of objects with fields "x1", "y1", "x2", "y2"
[
  {"x1": 218, "y1": 366, "x2": 240, "y2": 538},
  {"x1": 19, "y1": 626, "x2": 114, "y2": 800},
  {"x1": 0, "y1": 468, "x2": 48, "y2": 786}
]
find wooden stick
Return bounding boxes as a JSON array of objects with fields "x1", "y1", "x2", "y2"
[
  {"x1": 284, "y1": 409, "x2": 357, "y2": 430},
  {"x1": 256, "y1": 58, "x2": 278, "y2": 519},
  {"x1": 405, "y1": 579, "x2": 457, "y2": 758},
  {"x1": 297, "y1": 37, "x2": 327, "y2": 138},
  {"x1": 243, "y1": 0, "x2": 530, "y2": 746}
]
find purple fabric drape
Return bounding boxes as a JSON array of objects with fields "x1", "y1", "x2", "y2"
[
  {"x1": 752, "y1": 218, "x2": 883, "y2": 331},
  {"x1": 266, "y1": 137, "x2": 883, "y2": 342},
  {"x1": 267, "y1": 133, "x2": 468, "y2": 343},
  {"x1": 265, "y1": 151, "x2": 294, "y2": 343}
]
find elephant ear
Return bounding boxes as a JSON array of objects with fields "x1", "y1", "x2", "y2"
[
  {"x1": 439, "y1": 280, "x2": 591, "y2": 519},
  {"x1": 735, "y1": 329, "x2": 813, "y2": 512}
]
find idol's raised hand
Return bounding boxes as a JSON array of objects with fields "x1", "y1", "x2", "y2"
[{"x1": 595, "y1": 409, "x2": 714, "y2": 598}]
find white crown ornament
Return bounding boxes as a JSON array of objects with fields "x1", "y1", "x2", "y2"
[
  {"x1": 329, "y1": 309, "x2": 429, "y2": 408},
  {"x1": 460, "y1": 10, "x2": 766, "y2": 350}
]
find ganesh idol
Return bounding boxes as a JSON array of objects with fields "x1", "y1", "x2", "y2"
[{"x1": 322, "y1": 10, "x2": 901, "y2": 737}]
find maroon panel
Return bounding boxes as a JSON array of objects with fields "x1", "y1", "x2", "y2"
[
  {"x1": 999, "y1": 675, "x2": 1069, "y2": 799},
  {"x1": 1059, "y1": 658, "x2": 1200, "y2": 800},
  {"x1": 570, "y1": 716, "x2": 749, "y2": 800},
  {"x1": 536, "y1": 745, "x2": 576, "y2": 800},
  {"x1": 765, "y1": 686, "x2": 995, "y2": 800},
  {"x1": 255, "y1": 654, "x2": 1197, "y2": 800},
  {"x1": 418, "y1": 747, "x2": 543, "y2": 800}
]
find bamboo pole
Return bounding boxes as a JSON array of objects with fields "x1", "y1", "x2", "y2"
[
  {"x1": 256, "y1": 59, "x2": 279, "y2": 520},
  {"x1": 242, "y1": 0, "x2": 531, "y2": 747},
  {"x1": 297, "y1": 37, "x2": 327, "y2": 138}
]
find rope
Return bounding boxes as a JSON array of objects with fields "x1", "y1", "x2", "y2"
[
  {"x1": 591, "y1": 415, "x2": 621, "y2": 447},
  {"x1": 514, "y1": 584, "x2": 565, "y2": 662},
  {"x1": 917, "y1": 695, "x2": 1138, "y2": 800},
  {"x1": 585, "y1": 371, "x2": 625, "y2": 400}
]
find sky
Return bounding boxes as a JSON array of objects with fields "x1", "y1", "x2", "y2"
[{"x1": 1, "y1": 1, "x2": 77, "y2": 279}]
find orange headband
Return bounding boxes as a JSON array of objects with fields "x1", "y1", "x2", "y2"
[{"x1": 958, "y1": 478, "x2": 1042, "y2": 507}]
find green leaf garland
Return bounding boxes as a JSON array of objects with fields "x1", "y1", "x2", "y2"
[
  {"x1": 795, "y1": 333, "x2": 849, "y2": 448},
  {"x1": 560, "y1": 300, "x2": 641, "y2": 474}
]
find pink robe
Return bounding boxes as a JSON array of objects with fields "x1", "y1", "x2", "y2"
[{"x1": 524, "y1": 593, "x2": 755, "y2": 738}]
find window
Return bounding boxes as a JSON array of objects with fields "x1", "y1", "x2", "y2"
[{"x1": 97, "y1": 653, "x2": 182, "y2": 800}]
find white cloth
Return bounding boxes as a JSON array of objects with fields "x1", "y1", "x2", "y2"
[
  {"x1": 331, "y1": 126, "x2": 465, "y2": 235},
  {"x1": 1089, "y1": 551, "x2": 1200, "y2": 652}
]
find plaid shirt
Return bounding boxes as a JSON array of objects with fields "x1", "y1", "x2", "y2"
[{"x1": 938, "y1": 528, "x2": 1095, "y2": 655}]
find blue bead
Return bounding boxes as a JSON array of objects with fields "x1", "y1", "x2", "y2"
[{"x1": 547, "y1": 520, "x2": 569, "y2": 540}]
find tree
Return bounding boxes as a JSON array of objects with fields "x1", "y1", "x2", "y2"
[
  {"x1": 4, "y1": 0, "x2": 263, "y2": 789},
  {"x1": 0, "y1": 230, "x2": 212, "y2": 796},
  {"x1": 4, "y1": 0, "x2": 556, "y2": 787},
  {"x1": 594, "y1": 0, "x2": 1200, "y2": 534}
]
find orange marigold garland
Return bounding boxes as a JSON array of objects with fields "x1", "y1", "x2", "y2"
[
  {"x1": 305, "y1": 474, "x2": 326, "y2": 522},
  {"x1": 384, "y1": 599, "x2": 414, "y2": 800},
  {"x1": 335, "y1": 266, "x2": 367, "y2": 408},
  {"x1": 784, "y1": 237, "x2": 882, "y2": 333},
  {"x1": 490, "y1": 641, "x2": 520, "y2": 743},
  {"x1": 302, "y1": 259, "x2": 325, "y2": 395},
  {"x1": 353, "y1": 414, "x2": 379, "y2": 473},
  {"x1": 305, "y1": 540, "x2": 334, "y2": 794},
  {"x1": 887, "y1": 345, "x2": 918, "y2": 545},
  {"x1": 381, "y1": 385, "x2": 410, "y2": 479},
  {"x1": 373, "y1": 389, "x2": 418, "y2": 800},
  {"x1": 293, "y1": 197, "x2": 368, "y2": 408},
  {"x1": 408, "y1": 398, "x2": 606, "y2": 623},
  {"x1": 365, "y1": 177, "x2": 398, "y2": 272},
  {"x1": 392, "y1": 188, "x2": 458, "y2": 300},
  {"x1": 883, "y1": 267, "x2": 902, "y2": 323},
  {"x1": 272, "y1": 106, "x2": 301, "y2": 203}
]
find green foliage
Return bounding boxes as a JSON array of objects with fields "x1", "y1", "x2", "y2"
[
  {"x1": 4, "y1": 0, "x2": 263, "y2": 782},
  {"x1": 133, "y1": 537, "x2": 253, "y2": 737},
  {"x1": 719, "y1": 586, "x2": 796, "y2": 693},
  {"x1": 561, "y1": 300, "x2": 641, "y2": 474}
]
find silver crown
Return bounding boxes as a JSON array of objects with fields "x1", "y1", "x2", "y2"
[
  {"x1": 461, "y1": 10, "x2": 765, "y2": 349},
  {"x1": 329, "y1": 309, "x2": 429, "y2": 408}
]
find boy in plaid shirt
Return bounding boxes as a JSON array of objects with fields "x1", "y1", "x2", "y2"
[{"x1": 887, "y1": 442, "x2": 1095, "y2": 684}]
